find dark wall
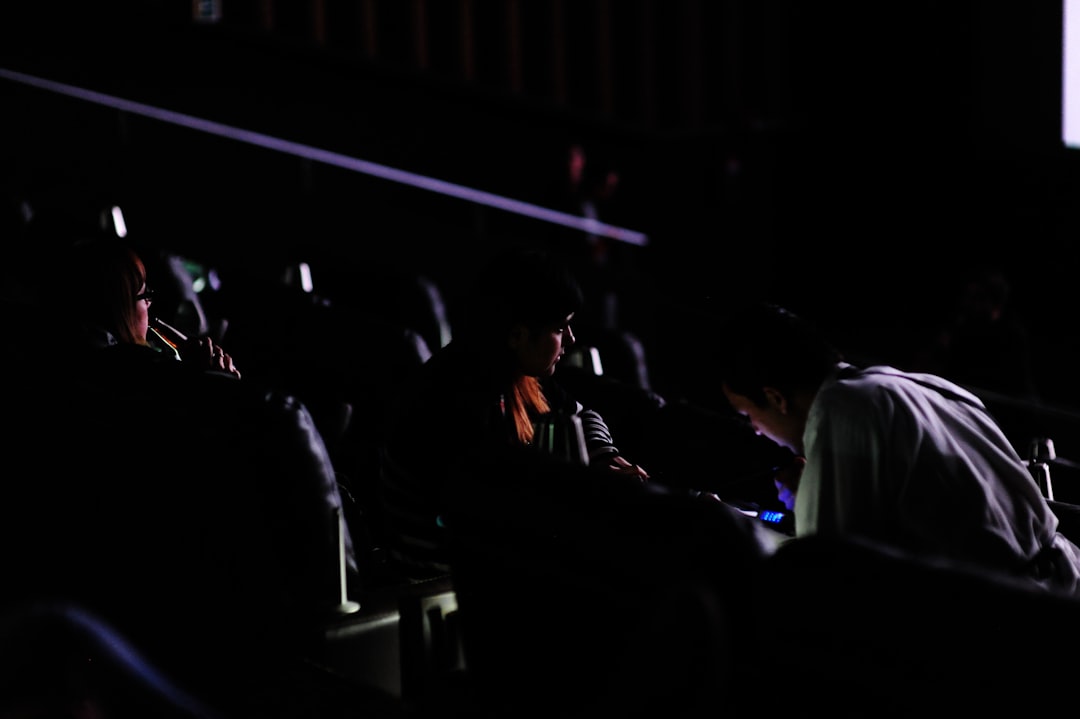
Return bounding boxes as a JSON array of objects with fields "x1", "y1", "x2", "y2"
[{"x1": 3, "y1": 2, "x2": 1080, "y2": 413}]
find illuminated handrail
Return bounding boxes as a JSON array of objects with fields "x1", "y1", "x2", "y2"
[{"x1": 0, "y1": 66, "x2": 648, "y2": 247}]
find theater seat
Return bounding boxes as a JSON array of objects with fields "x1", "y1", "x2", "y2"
[
  {"x1": 748, "y1": 533, "x2": 1080, "y2": 715},
  {"x1": 204, "y1": 270, "x2": 435, "y2": 583},
  {"x1": 1050, "y1": 499, "x2": 1080, "y2": 546},
  {"x1": 0, "y1": 324, "x2": 363, "y2": 717},
  {"x1": 444, "y1": 450, "x2": 779, "y2": 718},
  {"x1": 574, "y1": 327, "x2": 654, "y2": 391}
]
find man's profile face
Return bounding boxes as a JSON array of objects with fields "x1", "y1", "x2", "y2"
[{"x1": 722, "y1": 383, "x2": 805, "y2": 455}]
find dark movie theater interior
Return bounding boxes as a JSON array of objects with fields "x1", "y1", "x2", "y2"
[{"x1": 4, "y1": 1, "x2": 1080, "y2": 717}]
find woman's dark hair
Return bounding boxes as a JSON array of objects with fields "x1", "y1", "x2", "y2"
[
  {"x1": 714, "y1": 301, "x2": 843, "y2": 405},
  {"x1": 454, "y1": 247, "x2": 584, "y2": 444},
  {"x1": 457, "y1": 247, "x2": 584, "y2": 346},
  {"x1": 60, "y1": 237, "x2": 149, "y2": 346}
]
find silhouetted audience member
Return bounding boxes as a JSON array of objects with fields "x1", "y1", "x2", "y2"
[
  {"x1": 547, "y1": 139, "x2": 648, "y2": 337},
  {"x1": 909, "y1": 264, "x2": 1039, "y2": 401},
  {"x1": 714, "y1": 301, "x2": 1080, "y2": 595},
  {"x1": 379, "y1": 247, "x2": 650, "y2": 577},
  {"x1": 550, "y1": 142, "x2": 623, "y2": 273}
]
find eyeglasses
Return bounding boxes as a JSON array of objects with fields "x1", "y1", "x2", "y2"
[{"x1": 136, "y1": 289, "x2": 155, "y2": 305}]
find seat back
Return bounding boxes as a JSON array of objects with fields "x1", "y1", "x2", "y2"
[
  {"x1": 373, "y1": 446, "x2": 455, "y2": 581},
  {"x1": 445, "y1": 451, "x2": 777, "y2": 718},
  {"x1": 0, "y1": 345, "x2": 361, "y2": 713},
  {"x1": 748, "y1": 533, "x2": 1080, "y2": 714},
  {"x1": 1050, "y1": 499, "x2": 1080, "y2": 545}
]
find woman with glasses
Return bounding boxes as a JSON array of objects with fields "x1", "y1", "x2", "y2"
[{"x1": 59, "y1": 237, "x2": 241, "y2": 380}]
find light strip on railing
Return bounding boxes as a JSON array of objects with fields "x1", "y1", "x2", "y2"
[{"x1": 0, "y1": 66, "x2": 649, "y2": 247}]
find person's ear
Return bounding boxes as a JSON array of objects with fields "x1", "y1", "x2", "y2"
[{"x1": 763, "y1": 386, "x2": 788, "y2": 414}]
